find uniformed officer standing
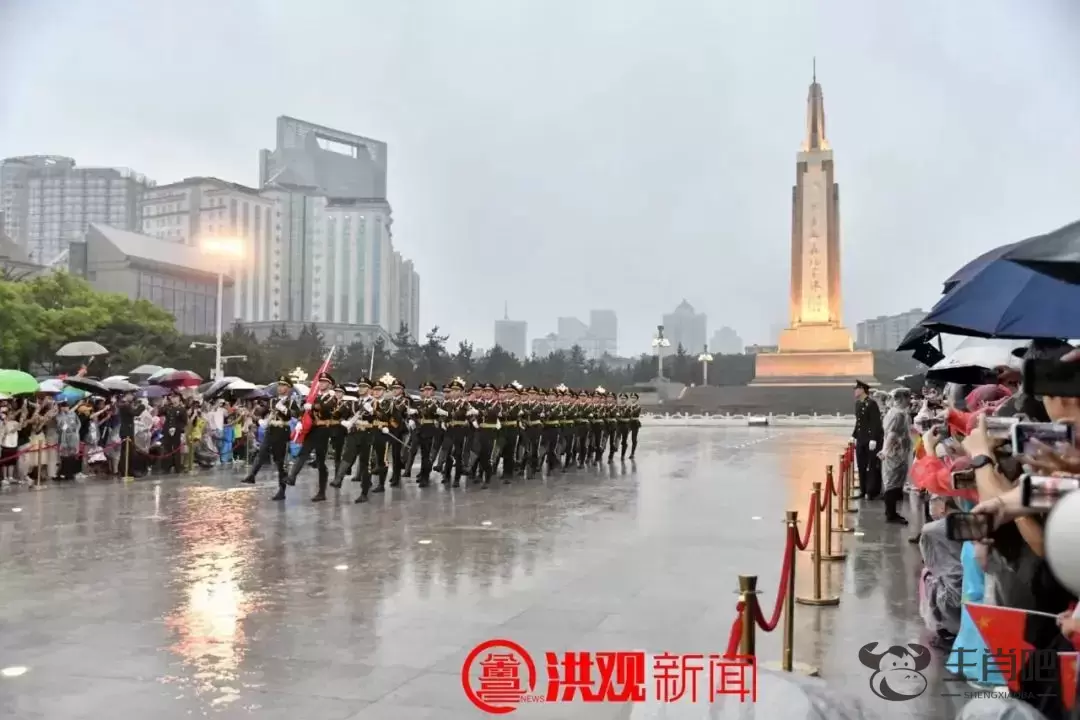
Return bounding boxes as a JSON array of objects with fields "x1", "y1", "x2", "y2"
[
  {"x1": 242, "y1": 376, "x2": 299, "y2": 499},
  {"x1": 852, "y1": 379, "x2": 884, "y2": 500},
  {"x1": 285, "y1": 373, "x2": 339, "y2": 502}
]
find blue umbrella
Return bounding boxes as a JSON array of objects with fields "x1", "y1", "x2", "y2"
[
  {"x1": 942, "y1": 242, "x2": 1017, "y2": 294},
  {"x1": 139, "y1": 385, "x2": 171, "y2": 399},
  {"x1": 922, "y1": 256, "x2": 1080, "y2": 339}
]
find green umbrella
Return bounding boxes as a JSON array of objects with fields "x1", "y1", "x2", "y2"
[{"x1": 0, "y1": 369, "x2": 41, "y2": 396}]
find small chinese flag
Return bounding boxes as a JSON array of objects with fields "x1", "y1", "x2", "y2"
[
  {"x1": 965, "y1": 603, "x2": 1034, "y2": 693},
  {"x1": 1060, "y1": 652, "x2": 1078, "y2": 711}
]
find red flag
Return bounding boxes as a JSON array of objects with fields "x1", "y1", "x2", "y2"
[
  {"x1": 1060, "y1": 652, "x2": 1077, "y2": 711},
  {"x1": 965, "y1": 603, "x2": 1035, "y2": 692},
  {"x1": 294, "y1": 346, "x2": 336, "y2": 445}
]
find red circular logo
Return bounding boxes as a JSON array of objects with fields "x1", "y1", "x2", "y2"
[{"x1": 461, "y1": 638, "x2": 537, "y2": 714}]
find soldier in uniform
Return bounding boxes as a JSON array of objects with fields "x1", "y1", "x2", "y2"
[
  {"x1": 560, "y1": 388, "x2": 578, "y2": 471},
  {"x1": 388, "y1": 377, "x2": 413, "y2": 487},
  {"x1": 329, "y1": 383, "x2": 347, "y2": 479},
  {"x1": 540, "y1": 387, "x2": 563, "y2": 472},
  {"x1": 242, "y1": 375, "x2": 299, "y2": 499},
  {"x1": 474, "y1": 383, "x2": 501, "y2": 487},
  {"x1": 574, "y1": 390, "x2": 593, "y2": 468},
  {"x1": 368, "y1": 376, "x2": 394, "y2": 493},
  {"x1": 588, "y1": 387, "x2": 607, "y2": 465},
  {"x1": 518, "y1": 386, "x2": 544, "y2": 477},
  {"x1": 285, "y1": 373, "x2": 339, "y2": 502},
  {"x1": 330, "y1": 377, "x2": 372, "y2": 496},
  {"x1": 852, "y1": 379, "x2": 883, "y2": 500},
  {"x1": 412, "y1": 381, "x2": 440, "y2": 486},
  {"x1": 626, "y1": 392, "x2": 641, "y2": 460},
  {"x1": 603, "y1": 391, "x2": 619, "y2": 463},
  {"x1": 438, "y1": 377, "x2": 469, "y2": 487},
  {"x1": 496, "y1": 382, "x2": 521, "y2": 480}
]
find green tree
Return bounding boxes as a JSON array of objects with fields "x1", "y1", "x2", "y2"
[
  {"x1": 295, "y1": 323, "x2": 327, "y2": 370},
  {"x1": 417, "y1": 326, "x2": 450, "y2": 381},
  {"x1": 337, "y1": 339, "x2": 369, "y2": 381},
  {"x1": 453, "y1": 340, "x2": 475, "y2": 380},
  {"x1": 481, "y1": 345, "x2": 519, "y2": 386},
  {"x1": 390, "y1": 322, "x2": 419, "y2": 383}
]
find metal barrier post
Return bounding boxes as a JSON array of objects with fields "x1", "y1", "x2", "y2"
[{"x1": 797, "y1": 482, "x2": 840, "y2": 607}]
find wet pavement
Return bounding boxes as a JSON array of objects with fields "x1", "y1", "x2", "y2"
[{"x1": 0, "y1": 427, "x2": 955, "y2": 719}]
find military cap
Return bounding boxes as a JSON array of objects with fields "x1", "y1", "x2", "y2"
[
  {"x1": 276, "y1": 375, "x2": 295, "y2": 387},
  {"x1": 419, "y1": 380, "x2": 438, "y2": 391},
  {"x1": 854, "y1": 379, "x2": 871, "y2": 392},
  {"x1": 356, "y1": 376, "x2": 373, "y2": 388},
  {"x1": 318, "y1": 373, "x2": 336, "y2": 386},
  {"x1": 449, "y1": 377, "x2": 466, "y2": 390}
]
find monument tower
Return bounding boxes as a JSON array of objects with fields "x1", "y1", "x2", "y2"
[{"x1": 753, "y1": 66, "x2": 874, "y2": 385}]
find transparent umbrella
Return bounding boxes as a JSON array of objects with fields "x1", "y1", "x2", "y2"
[{"x1": 56, "y1": 341, "x2": 109, "y2": 357}]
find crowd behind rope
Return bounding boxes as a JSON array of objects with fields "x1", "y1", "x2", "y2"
[{"x1": 850, "y1": 339, "x2": 1080, "y2": 720}]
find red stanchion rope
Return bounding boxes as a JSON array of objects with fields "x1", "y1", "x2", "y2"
[
  {"x1": 723, "y1": 600, "x2": 745, "y2": 659},
  {"x1": 795, "y1": 493, "x2": 816, "y2": 551},
  {"x1": 750, "y1": 525, "x2": 796, "y2": 633}
]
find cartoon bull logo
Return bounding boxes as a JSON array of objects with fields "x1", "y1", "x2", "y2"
[{"x1": 858, "y1": 642, "x2": 931, "y2": 701}]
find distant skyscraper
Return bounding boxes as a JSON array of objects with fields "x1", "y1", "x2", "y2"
[
  {"x1": 556, "y1": 317, "x2": 589, "y2": 349},
  {"x1": 662, "y1": 300, "x2": 707, "y2": 353},
  {"x1": 1, "y1": 155, "x2": 153, "y2": 263},
  {"x1": 532, "y1": 333, "x2": 558, "y2": 357},
  {"x1": 494, "y1": 304, "x2": 527, "y2": 359},
  {"x1": 856, "y1": 309, "x2": 926, "y2": 351},
  {"x1": 255, "y1": 116, "x2": 418, "y2": 340},
  {"x1": 589, "y1": 309, "x2": 618, "y2": 357},
  {"x1": 710, "y1": 326, "x2": 744, "y2": 355}
]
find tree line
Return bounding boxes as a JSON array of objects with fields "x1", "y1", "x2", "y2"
[{"x1": 0, "y1": 272, "x2": 920, "y2": 389}]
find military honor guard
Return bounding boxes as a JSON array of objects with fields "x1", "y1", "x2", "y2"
[
  {"x1": 285, "y1": 373, "x2": 340, "y2": 501},
  {"x1": 242, "y1": 375, "x2": 300, "y2": 498}
]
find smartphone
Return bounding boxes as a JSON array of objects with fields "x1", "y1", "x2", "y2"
[
  {"x1": 1011, "y1": 421, "x2": 1075, "y2": 457},
  {"x1": 985, "y1": 416, "x2": 1019, "y2": 441},
  {"x1": 945, "y1": 512, "x2": 993, "y2": 542},
  {"x1": 1023, "y1": 358, "x2": 1080, "y2": 398},
  {"x1": 1021, "y1": 474, "x2": 1080, "y2": 509},
  {"x1": 951, "y1": 468, "x2": 977, "y2": 490}
]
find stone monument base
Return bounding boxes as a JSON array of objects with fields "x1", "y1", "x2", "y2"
[{"x1": 751, "y1": 350, "x2": 876, "y2": 387}]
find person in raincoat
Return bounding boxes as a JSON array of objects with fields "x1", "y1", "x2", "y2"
[
  {"x1": 55, "y1": 399, "x2": 82, "y2": 480},
  {"x1": 879, "y1": 387, "x2": 913, "y2": 524}
]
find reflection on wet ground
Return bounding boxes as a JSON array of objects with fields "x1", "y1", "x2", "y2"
[{"x1": 0, "y1": 427, "x2": 950, "y2": 718}]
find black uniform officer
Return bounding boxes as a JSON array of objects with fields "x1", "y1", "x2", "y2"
[
  {"x1": 285, "y1": 373, "x2": 339, "y2": 502},
  {"x1": 413, "y1": 381, "x2": 440, "y2": 486},
  {"x1": 243, "y1": 376, "x2": 299, "y2": 499},
  {"x1": 852, "y1": 379, "x2": 884, "y2": 500}
]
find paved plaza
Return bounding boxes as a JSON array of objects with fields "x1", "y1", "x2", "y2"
[{"x1": 0, "y1": 427, "x2": 958, "y2": 719}]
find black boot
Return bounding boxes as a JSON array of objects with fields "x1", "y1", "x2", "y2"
[
  {"x1": 271, "y1": 487, "x2": 286, "y2": 501},
  {"x1": 884, "y1": 488, "x2": 907, "y2": 524},
  {"x1": 354, "y1": 490, "x2": 369, "y2": 504},
  {"x1": 372, "y1": 475, "x2": 386, "y2": 493},
  {"x1": 241, "y1": 475, "x2": 255, "y2": 484}
]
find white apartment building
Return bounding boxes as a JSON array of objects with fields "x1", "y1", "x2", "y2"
[
  {"x1": 1, "y1": 155, "x2": 153, "y2": 264},
  {"x1": 141, "y1": 177, "x2": 274, "y2": 324}
]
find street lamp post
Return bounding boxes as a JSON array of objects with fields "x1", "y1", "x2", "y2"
[
  {"x1": 651, "y1": 325, "x2": 671, "y2": 379},
  {"x1": 697, "y1": 344, "x2": 714, "y2": 386},
  {"x1": 201, "y1": 238, "x2": 244, "y2": 380}
]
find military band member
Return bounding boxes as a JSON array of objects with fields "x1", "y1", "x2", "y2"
[
  {"x1": 388, "y1": 377, "x2": 412, "y2": 487},
  {"x1": 242, "y1": 375, "x2": 299, "y2": 499},
  {"x1": 368, "y1": 376, "x2": 395, "y2": 493},
  {"x1": 412, "y1": 381, "x2": 440, "y2": 486},
  {"x1": 329, "y1": 383, "x2": 347, "y2": 479},
  {"x1": 540, "y1": 387, "x2": 563, "y2": 472},
  {"x1": 603, "y1": 391, "x2": 618, "y2": 464},
  {"x1": 285, "y1": 373, "x2": 339, "y2": 501},
  {"x1": 588, "y1": 387, "x2": 607, "y2": 465},
  {"x1": 560, "y1": 387, "x2": 578, "y2": 471},
  {"x1": 474, "y1": 383, "x2": 501, "y2": 487},
  {"x1": 496, "y1": 382, "x2": 522, "y2": 480},
  {"x1": 519, "y1": 386, "x2": 544, "y2": 476}
]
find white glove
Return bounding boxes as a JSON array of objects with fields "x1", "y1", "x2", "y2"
[
  {"x1": 868, "y1": 440, "x2": 877, "y2": 451},
  {"x1": 276, "y1": 402, "x2": 287, "y2": 413},
  {"x1": 342, "y1": 418, "x2": 355, "y2": 431},
  {"x1": 436, "y1": 408, "x2": 448, "y2": 417},
  {"x1": 405, "y1": 419, "x2": 414, "y2": 430},
  {"x1": 470, "y1": 420, "x2": 479, "y2": 429},
  {"x1": 407, "y1": 407, "x2": 418, "y2": 416},
  {"x1": 466, "y1": 408, "x2": 478, "y2": 417},
  {"x1": 304, "y1": 403, "x2": 312, "y2": 411},
  {"x1": 495, "y1": 420, "x2": 502, "y2": 430},
  {"x1": 381, "y1": 427, "x2": 390, "y2": 435}
]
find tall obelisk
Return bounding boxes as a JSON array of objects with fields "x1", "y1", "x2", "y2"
[{"x1": 754, "y1": 65, "x2": 874, "y2": 384}]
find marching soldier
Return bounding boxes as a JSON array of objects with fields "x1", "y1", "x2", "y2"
[
  {"x1": 388, "y1": 377, "x2": 413, "y2": 486},
  {"x1": 439, "y1": 377, "x2": 469, "y2": 487},
  {"x1": 496, "y1": 382, "x2": 522, "y2": 480},
  {"x1": 475, "y1": 383, "x2": 501, "y2": 487},
  {"x1": 541, "y1": 387, "x2": 563, "y2": 472},
  {"x1": 285, "y1": 373, "x2": 339, "y2": 502},
  {"x1": 560, "y1": 387, "x2": 578, "y2": 471},
  {"x1": 603, "y1": 390, "x2": 619, "y2": 464},
  {"x1": 329, "y1": 384, "x2": 347, "y2": 478},
  {"x1": 588, "y1": 387, "x2": 607, "y2": 465},
  {"x1": 242, "y1": 375, "x2": 299, "y2": 499},
  {"x1": 331, "y1": 377, "x2": 373, "y2": 499},
  {"x1": 519, "y1": 386, "x2": 544, "y2": 476},
  {"x1": 627, "y1": 392, "x2": 641, "y2": 460},
  {"x1": 413, "y1": 381, "x2": 440, "y2": 486},
  {"x1": 574, "y1": 390, "x2": 592, "y2": 468},
  {"x1": 368, "y1": 375, "x2": 395, "y2": 493}
]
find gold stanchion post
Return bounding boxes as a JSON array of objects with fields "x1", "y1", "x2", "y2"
[
  {"x1": 819, "y1": 467, "x2": 847, "y2": 561},
  {"x1": 847, "y1": 440, "x2": 860, "y2": 500},
  {"x1": 797, "y1": 481, "x2": 840, "y2": 607},
  {"x1": 763, "y1": 512, "x2": 820, "y2": 676},
  {"x1": 737, "y1": 575, "x2": 759, "y2": 659},
  {"x1": 122, "y1": 438, "x2": 134, "y2": 482},
  {"x1": 834, "y1": 455, "x2": 854, "y2": 532}
]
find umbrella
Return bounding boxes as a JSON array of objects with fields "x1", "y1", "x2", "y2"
[
  {"x1": 922, "y1": 254, "x2": 1080, "y2": 339},
  {"x1": 151, "y1": 369, "x2": 202, "y2": 388},
  {"x1": 56, "y1": 341, "x2": 109, "y2": 357},
  {"x1": 102, "y1": 378, "x2": 140, "y2": 393},
  {"x1": 926, "y1": 337, "x2": 1024, "y2": 384},
  {"x1": 38, "y1": 378, "x2": 65, "y2": 393},
  {"x1": 943, "y1": 242, "x2": 1018, "y2": 294},
  {"x1": 56, "y1": 386, "x2": 87, "y2": 404},
  {"x1": 225, "y1": 379, "x2": 257, "y2": 392},
  {"x1": 293, "y1": 383, "x2": 310, "y2": 397},
  {"x1": 148, "y1": 367, "x2": 176, "y2": 381},
  {"x1": 246, "y1": 386, "x2": 273, "y2": 399},
  {"x1": 130, "y1": 364, "x2": 163, "y2": 377},
  {"x1": 63, "y1": 377, "x2": 111, "y2": 396},
  {"x1": 201, "y1": 377, "x2": 242, "y2": 399},
  {"x1": 138, "y1": 385, "x2": 171, "y2": 399},
  {"x1": 1001, "y1": 217, "x2": 1080, "y2": 285},
  {"x1": 0, "y1": 370, "x2": 41, "y2": 396}
]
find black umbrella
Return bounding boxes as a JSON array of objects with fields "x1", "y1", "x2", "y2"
[
  {"x1": 63, "y1": 377, "x2": 110, "y2": 396},
  {"x1": 896, "y1": 325, "x2": 937, "y2": 352},
  {"x1": 1002, "y1": 218, "x2": 1080, "y2": 285}
]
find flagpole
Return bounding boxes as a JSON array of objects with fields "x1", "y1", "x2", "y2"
[{"x1": 369, "y1": 344, "x2": 375, "y2": 377}]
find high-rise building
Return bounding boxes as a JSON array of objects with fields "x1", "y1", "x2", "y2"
[
  {"x1": 556, "y1": 317, "x2": 589, "y2": 349},
  {"x1": 253, "y1": 116, "x2": 418, "y2": 343},
  {"x1": 494, "y1": 306, "x2": 527, "y2": 359},
  {"x1": 856, "y1": 309, "x2": 927, "y2": 351},
  {"x1": 710, "y1": 326, "x2": 744, "y2": 355},
  {"x1": 1, "y1": 155, "x2": 154, "y2": 264},
  {"x1": 532, "y1": 333, "x2": 558, "y2": 358},
  {"x1": 662, "y1": 300, "x2": 707, "y2": 353},
  {"x1": 589, "y1": 309, "x2": 618, "y2": 357},
  {"x1": 140, "y1": 177, "x2": 274, "y2": 324}
]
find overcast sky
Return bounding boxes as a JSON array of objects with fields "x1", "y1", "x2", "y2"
[{"x1": 2, "y1": 0, "x2": 1079, "y2": 355}]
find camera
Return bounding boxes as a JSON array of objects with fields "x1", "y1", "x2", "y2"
[
  {"x1": 1022, "y1": 358, "x2": 1080, "y2": 398},
  {"x1": 951, "y1": 468, "x2": 976, "y2": 490},
  {"x1": 985, "y1": 416, "x2": 1018, "y2": 441},
  {"x1": 1011, "y1": 421, "x2": 1075, "y2": 457},
  {"x1": 1021, "y1": 474, "x2": 1080, "y2": 509},
  {"x1": 946, "y1": 512, "x2": 993, "y2": 542}
]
